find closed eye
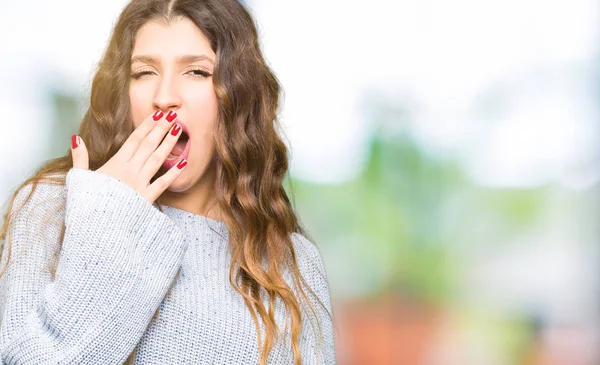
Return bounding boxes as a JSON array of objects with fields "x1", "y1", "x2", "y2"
[
  {"x1": 130, "y1": 70, "x2": 153, "y2": 79},
  {"x1": 188, "y1": 69, "x2": 212, "y2": 78},
  {"x1": 130, "y1": 69, "x2": 212, "y2": 80}
]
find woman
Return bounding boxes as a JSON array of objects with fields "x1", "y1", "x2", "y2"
[{"x1": 0, "y1": 0, "x2": 335, "y2": 364}]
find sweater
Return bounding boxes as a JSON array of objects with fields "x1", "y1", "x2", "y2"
[{"x1": 0, "y1": 168, "x2": 336, "y2": 364}]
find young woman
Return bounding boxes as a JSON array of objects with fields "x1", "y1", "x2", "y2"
[{"x1": 0, "y1": 0, "x2": 335, "y2": 364}]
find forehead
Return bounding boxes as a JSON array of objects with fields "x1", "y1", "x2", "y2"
[{"x1": 132, "y1": 17, "x2": 215, "y2": 58}]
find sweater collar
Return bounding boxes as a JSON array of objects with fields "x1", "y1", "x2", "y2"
[{"x1": 159, "y1": 205, "x2": 229, "y2": 240}]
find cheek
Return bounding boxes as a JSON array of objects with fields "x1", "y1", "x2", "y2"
[
  {"x1": 129, "y1": 86, "x2": 150, "y2": 127},
  {"x1": 185, "y1": 84, "x2": 218, "y2": 116},
  {"x1": 188, "y1": 93, "x2": 218, "y2": 158}
]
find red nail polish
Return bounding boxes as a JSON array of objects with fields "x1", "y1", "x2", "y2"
[
  {"x1": 152, "y1": 110, "x2": 164, "y2": 121},
  {"x1": 71, "y1": 135, "x2": 79, "y2": 149},
  {"x1": 166, "y1": 111, "x2": 177, "y2": 123},
  {"x1": 177, "y1": 159, "x2": 187, "y2": 169},
  {"x1": 171, "y1": 123, "x2": 182, "y2": 136}
]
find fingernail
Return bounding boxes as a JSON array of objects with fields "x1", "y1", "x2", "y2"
[
  {"x1": 71, "y1": 134, "x2": 80, "y2": 149},
  {"x1": 152, "y1": 110, "x2": 164, "y2": 121},
  {"x1": 177, "y1": 159, "x2": 187, "y2": 169},
  {"x1": 171, "y1": 123, "x2": 182, "y2": 136},
  {"x1": 166, "y1": 111, "x2": 177, "y2": 123}
]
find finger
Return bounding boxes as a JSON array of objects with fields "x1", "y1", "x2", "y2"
[
  {"x1": 145, "y1": 157, "x2": 187, "y2": 203},
  {"x1": 138, "y1": 122, "x2": 183, "y2": 182},
  {"x1": 129, "y1": 110, "x2": 178, "y2": 168},
  {"x1": 71, "y1": 134, "x2": 89, "y2": 170},
  {"x1": 117, "y1": 110, "x2": 165, "y2": 162}
]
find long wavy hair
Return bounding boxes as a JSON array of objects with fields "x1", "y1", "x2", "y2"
[{"x1": 0, "y1": 0, "x2": 331, "y2": 364}]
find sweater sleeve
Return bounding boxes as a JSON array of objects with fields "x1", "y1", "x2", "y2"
[
  {"x1": 0, "y1": 167, "x2": 187, "y2": 365},
  {"x1": 290, "y1": 232, "x2": 337, "y2": 365}
]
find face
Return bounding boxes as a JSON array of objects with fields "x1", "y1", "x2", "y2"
[{"x1": 129, "y1": 17, "x2": 218, "y2": 193}]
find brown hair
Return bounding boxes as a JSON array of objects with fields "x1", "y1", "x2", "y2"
[{"x1": 0, "y1": 0, "x2": 332, "y2": 364}]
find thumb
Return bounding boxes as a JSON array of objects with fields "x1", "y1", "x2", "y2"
[{"x1": 71, "y1": 134, "x2": 89, "y2": 170}]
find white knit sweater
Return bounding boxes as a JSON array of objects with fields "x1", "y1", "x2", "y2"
[{"x1": 0, "y1": 168, "x2": 336, "y2": 364}]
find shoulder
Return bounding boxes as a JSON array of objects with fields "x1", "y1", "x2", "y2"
[
  {"x1": 289, "y1": 232, "x2": 331, "y2": 292},
  {"x1": 289, "y1": 232, "x2": 325, "y2": 269},
  {"x1": 8, "y1": 173, "x2": 67, "y2": 221},
  {"x1": 2, "y1": 173, "x2": 67, "y2": 265}
]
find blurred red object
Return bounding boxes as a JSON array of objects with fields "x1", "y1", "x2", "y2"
[{"x1": 333, "y1": 294, "x2": 441, "y2": 365}]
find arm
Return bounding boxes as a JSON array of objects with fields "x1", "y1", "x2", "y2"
[
  {"x1": 0, "y1": 168, "x2": 187, "y2": 364},
  {"x1": 290, "y1": 232, "x2": 337, "y2": 365}
]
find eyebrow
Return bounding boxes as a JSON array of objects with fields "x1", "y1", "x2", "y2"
[{"x1": 130, "y1": 54, "x2": 214, "y2": 66}]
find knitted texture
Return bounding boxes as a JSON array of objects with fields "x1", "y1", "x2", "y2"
[{"x1": 0, "y1": 168, "x2": 336, "y2": 364}]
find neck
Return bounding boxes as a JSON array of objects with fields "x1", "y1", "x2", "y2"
[{"x1": 159, "y1": 160, "x2": 223, "y2": 222}]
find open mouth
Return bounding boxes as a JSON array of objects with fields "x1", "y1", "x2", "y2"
[{"x1": 167, "y1": 130, "x2": 190, "y2": 160}]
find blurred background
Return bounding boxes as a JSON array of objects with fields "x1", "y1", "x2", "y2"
[{"x1": 1, "y1": 0, "x2": 599, "y2": 364}]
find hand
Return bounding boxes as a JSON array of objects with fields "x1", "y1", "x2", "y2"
[{"x1": 70, "y1": 110, "x2": 188, "y2": 204}]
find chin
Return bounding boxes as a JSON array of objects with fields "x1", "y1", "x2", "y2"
[
  {"x1": 151, "y1": 166, "x2": 187, "y2": 191},
  {"x1": 166, "y1": 173, "x2": 194, "y2": 192}
]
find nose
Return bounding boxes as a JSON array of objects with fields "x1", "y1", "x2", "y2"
[{"x1": 152, "y1": 74, "x2": 182, "y2": 112}]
